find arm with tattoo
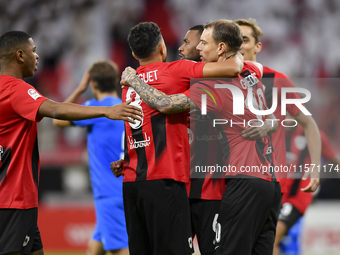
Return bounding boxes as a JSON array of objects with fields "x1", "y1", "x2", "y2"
[{"x1": 121, "y1": 67, "x2": 198, "y2": 114}]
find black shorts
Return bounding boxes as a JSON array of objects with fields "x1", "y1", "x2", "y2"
[
  {"x1": 278, "y1": 202, "x2": 303, "y2": 231},
  {"x1": 190, "y1": 199, "x2": 221, "y2": 255},
  {"x1": 215, "y1": 176, "x2": 281, "y2": 255},
  {"x1": 123, "y1": 179, "x2": 193, "y2": 255},
  {"x1": 0, "y1": 208, "x2": 43, "y2": 255}
]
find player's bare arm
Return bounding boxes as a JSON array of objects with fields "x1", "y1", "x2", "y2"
[
  {"x1": 53, "y1": 71, "x2": 91, "y2": 128},
  {"x1": 121, "y1": 67, "x2": 198, "y2": 114},
  {"x1": 241, "y1": 113, "x2": 279, "y2": 139},
  {"x1": 293, "y1": 111, "x2": 321, "y2": 192},
  {"x1": 202, "y1": 52, "x2": 244, "y2": 77},
  {"x1": 39, "y1": 99, "x2": 143, "y2": 124}
]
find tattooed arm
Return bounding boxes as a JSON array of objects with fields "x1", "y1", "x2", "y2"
[{"x1": 121, "y1": 67, "x2": 198, "y2": 114}]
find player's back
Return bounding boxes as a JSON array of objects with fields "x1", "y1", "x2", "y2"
[
  {"x1": 73, "y1": 96, "x2": 124, "y2": 199},
  {"x1": 122, "y1": 60, "x2": 205, "y2": 183}
]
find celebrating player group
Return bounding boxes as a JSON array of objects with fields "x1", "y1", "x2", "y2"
[{"x1": 0, "y1": 17, "x2": 327, "y2": 255}]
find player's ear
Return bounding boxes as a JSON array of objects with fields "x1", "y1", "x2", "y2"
[
  {"x1": 132, "y1": 52, "x2": 139, "y2": 61},
  {"x1": 217, "y1": 42, "x2": 227, "y2": 56},
  {"x1": 16, "y1": 49, "x2": 25, "y2": 64},
  {"x1": 159, "y1": 41, "x2": 167, "y2": 57},
  {"x1": 255, "y1": 42, "x2": 262, "y2": 54}
]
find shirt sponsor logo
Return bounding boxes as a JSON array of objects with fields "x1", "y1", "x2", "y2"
[
  {"x1": 23, "y1": 235, "x2": 30, "y2": 246},
  {"x1": 127, "y1": 132, "x2": 151, "y2": 149},
  {"x1": 28, "y1": 88, "x2": 41, "y2": 100}
]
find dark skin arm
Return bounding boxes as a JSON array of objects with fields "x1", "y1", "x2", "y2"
[
  {"x1": 53, "y1": 70, "x2": 91, "y2": 128},
  {"x1": 38, "y1": 98, "x2": 142, "y2": 124}
]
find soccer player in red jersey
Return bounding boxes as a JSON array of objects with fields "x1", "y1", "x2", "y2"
[
  {"x1": 120, "y1": 22, "x2": 244, "y2": 255},
  {"x1": 112, "y1": 24, "x2": 227, "y2": 255},
  {"x1": 0, "y1": 31, "x2": 142, "y2": 255},
  {"x1": 180, "y1": 24, "x2": 227, "y2": 255},
  {"x1": 234, "y1": 19, "x2": 322, "y2": 255},
  {"x1": 121, "y1": 20, "x2": 282, "y2": 255}
]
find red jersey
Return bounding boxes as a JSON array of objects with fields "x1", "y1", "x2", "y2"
[
  {"x1": 283, "y1": 126, "x2": 337, "y2": 214},
  {"x1": 0, "y1": 75, "x2": 47, "y2": 209},
  {"x1": 186, "y1": 112, "x2": 226, "y2": 200},
  {"x1": 122, "y1": 60, "x2": 205, "y2": 183},
  {"x1": 185, "y1": 62, "x2": 276, "y2": 181},
  {"x1": 262, "y1": 66, "x2": 301, "y2": 192}
]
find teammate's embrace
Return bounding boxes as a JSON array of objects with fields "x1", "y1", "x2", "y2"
[
  {"x1": 120, "y1": 20, "x2": 282, "y2": 255},
  {"x1": 120, "y1": 21, "x2": 244, "y2": 255}
]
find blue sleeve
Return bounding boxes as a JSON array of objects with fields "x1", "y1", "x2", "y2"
[{"x1": 72, "y1": 100, "x2": 96, "y2": 127}]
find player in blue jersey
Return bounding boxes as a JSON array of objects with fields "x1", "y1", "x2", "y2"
[{"x1": 53, "y1": 61, "x2": 128, "y2": 255}]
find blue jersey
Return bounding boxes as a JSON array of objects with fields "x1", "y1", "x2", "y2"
[{"x1": 73, "y1": 96, "x2": 124, "y2": 199}]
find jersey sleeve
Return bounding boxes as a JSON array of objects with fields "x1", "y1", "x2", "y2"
[
  {"x1": 243, "y1": 62, "x2": 262, "y2": 80},
  {"x1": 168, "y1": 60, "x2": 205, "y2": 88},
  {"x1": 10, "y1": 79, "x2": 48, "y2": 122},
  {"x1": 72, "y1": 100, "x2": 96, "y2": 127},
  {"x1": 184, "y1": 80, "x2": 222, "y2": 113},
  {"x1": 320, "y1": 130, "x2": 337, "y2": 160}
]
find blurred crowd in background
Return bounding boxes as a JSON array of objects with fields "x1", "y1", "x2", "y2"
[{"x1": 1, "y1": 0, "x2": 339, "y2": 200}]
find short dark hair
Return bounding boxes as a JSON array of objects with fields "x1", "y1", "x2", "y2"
[
  {"x1": 127, "y1": 22, "x2": 162, "y2": 59},
  {"x1": 235, "y1": 18, "x2": 263, "y2": 44},
  {"x1": 204, "y1": 20, "x2": 243, "y2": 53},
  {"x1": 0, "y1": 31, "x2": 31, "y2": 61},
  {"x1": 189, "y1": 25, "x2": 204, "y2": 36},
  {"x1": 89, "y1": 61, "x2": 119, "y2": 93}
]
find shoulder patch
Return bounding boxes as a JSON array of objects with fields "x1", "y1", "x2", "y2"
[{"x1": 27, "y1": 89, "x2": 41, "y2": 100}]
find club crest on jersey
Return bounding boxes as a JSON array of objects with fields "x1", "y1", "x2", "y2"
[
  {"x1": 28, "y1": 89, "x2": 41, "y2": 100},
  {"x1": 126, "y1": 87, "x2": 143, "y2": 129}
]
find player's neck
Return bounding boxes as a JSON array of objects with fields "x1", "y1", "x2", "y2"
[
  {"x1": 244, "y1": 56, "x2": 256, "y2": 62},
  {"x1": 139, "y1": 54, "x2": 164, "y2": 66},
  {"x1": 95, "y1": 91, "x2": 118, "y2": 100},
  {"x1": 0, "y1": 65, "x2": 24, "y2": 79}
]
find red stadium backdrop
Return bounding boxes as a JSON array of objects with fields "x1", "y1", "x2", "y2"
[{"x1": 38, "y1": 203, "x2": 95, "y2": 251}]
